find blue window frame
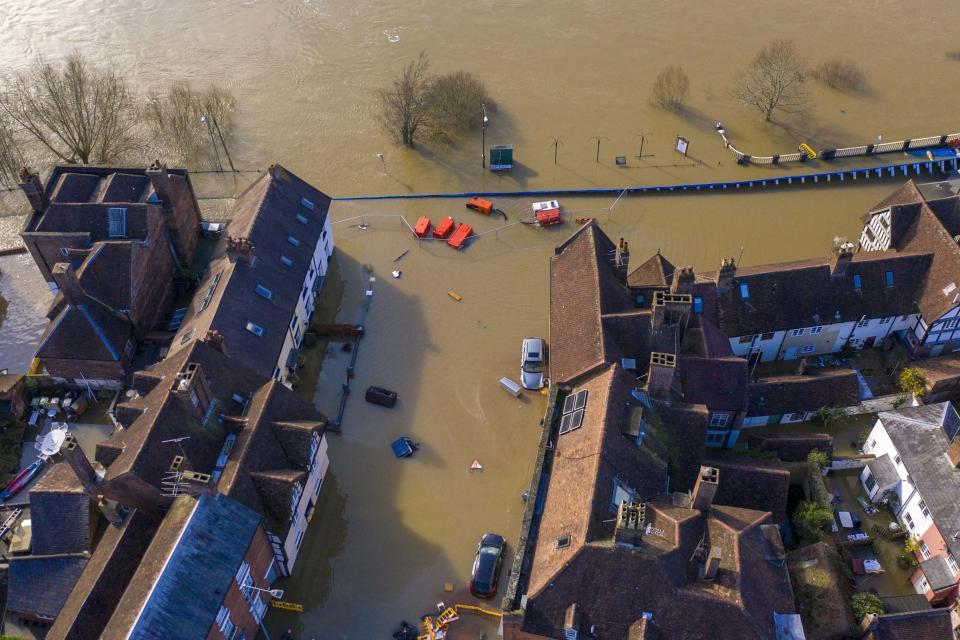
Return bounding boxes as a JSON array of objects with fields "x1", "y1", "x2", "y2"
[
  {"x1": 885, "y1": 271, "x2": 894, "y2": 287},
  {"x1": 739, "y1": 283, "x2": 750, "y2": 299},
  {"x1": 693, "y1": 296, "x2": 703, "y2": 313},
  {"x1": 853, "y1": 274, "x2": 862, "y2": 290}
]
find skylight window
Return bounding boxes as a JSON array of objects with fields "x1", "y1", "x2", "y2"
[
  {"x1": 199, "y1": 271, "x2": 224, "y2": 312},
  {"x1": 255, "y1": 284, "x2": 273, "y2": 300},
  {"x1": 245, "y1": 321, "x2": 264, "y2": 337},
  {"x1": 287, "y1": 235, "x2": 300, "y2": 247},
  {"x1": 739, "y1": 282, "x2": 750, "y2": 299},
  {"x1": 301, "y1": 197, "x2": 315, "y2": 210},
  {"x1": 280, "y1": 255, "x2": 293, "y2": 268},
  {"x1": 108, "y1": 207, "x2": 127, "y2": 238},
  {"x1": 885, "y1": 271, "x2": 894, "y2": 287},
  {"x1": 693, "y1": 296, "x2": 703, "y2": 314},
  {"x1": 296, "y1": 214, "x2": 308, "y2": 224},
  {"x1": 559, "y1": 389, "x2": 588, "y2": 435},
  {"x1": 853, "y1": 274, "x2": 862, "y2": 290}
]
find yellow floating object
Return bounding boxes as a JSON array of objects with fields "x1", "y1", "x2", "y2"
[
  {"x1": 798, "y1": 143, "x2": 818, "y2": 159},
  {"x1": 270, "y1": 600, "x2": 304, "y2": 612},
  {"x1": 447, "y1": 289, "x2": 462, "y2": 301}
]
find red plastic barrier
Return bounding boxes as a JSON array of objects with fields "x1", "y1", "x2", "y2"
[
  {"x1": 447, "y1": 223, "x2": 473, "y2": 249},
  {"x1": 414, "y1": 216, "x2": 431, "y2": 238},
  {"x1": 433, "y1": 216, "x2": 456, "y2": 239}
]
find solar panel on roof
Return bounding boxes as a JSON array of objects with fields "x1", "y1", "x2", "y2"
[{"x1": 562, "y1": 394, "x2": 576, "y2": 414}]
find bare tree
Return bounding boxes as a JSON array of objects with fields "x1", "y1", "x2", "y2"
[
  {"x1": 145, "y1": 82, "x2": 236, "y2": 167},
  {"x1": 650, "y1": 65, "x2": 689, "y2": 111},
  {"x1": 428, "y1": 71, "x2": 491, "y2": 141},
  {"x1": 734, "y1": 40, "x2": 807, "y2": 121},
  {"x1": 0, "y1": 113, "x2": 24, "y2": 186},
  {"x1": 811, "y1": 57, "x2": 867, "y2": 92},
  {"x1": 0, "y1": 53, "x2": 139, "y2": 164},
  {"x1": 376, "y1": 52, "x2": 434, "y2": 146}
]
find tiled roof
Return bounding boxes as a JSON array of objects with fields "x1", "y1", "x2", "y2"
[
  {"x1": 48, "y1": 509, "x2": 159, "y2": 640},
  {"x1": 864, "y1": 608, "x2": 954, "y2": 640},
  {"x1": 549, "y1": 223, "x2": 634, "y2": 384},
  {"x1": 701, "y1": 251, "x2": 932, "y2": 337},
  {"x1": 878, "y1": 402, "x2": 960, "y2": 557},
  {"x1": 8, "y1": 554, "x2": 90, "y2": 621},
  {"x1": 76, "y1": 242, "x2": 134, "y2": 312},
  {"x1": 30, "y1": 463, "x2": 95, "y2": 555},
  {"x1": 747, "y1": 367, "x2": 860, "y2": 416},
  {"x1": 679, "y1": 355, "x2": 747, "y2": 412},
  {"x1": 705, "y1": 454, "x2": 791, "y2": 524},
  {"x1": 920, "y1": 555, "x2": 956, "y2": 592},
  {"x1": 879, "y1": 594, "x2": 932, "y2": 614},
  {"x1": 168, "y1": 165, "x2": 331, "y2": 378},
  {"x1": 36, "y1": 301, "x2": 133, "y2": 363},
  {"x1": 101, "y1": 494, "x2": 261, "y2": 639},
  {"x1": 627, "y1": 252, "x2": 675, "y2": 288},
  {"x1": 866, "y1": 454, "x2": 900, "y2": 490}
]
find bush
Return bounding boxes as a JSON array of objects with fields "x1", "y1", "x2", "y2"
[
  {"x1": 898, "y1": 367, "x2": 926, "y2": 397},
  {"x1": 850, "y1": 592, "x2": 883, "y2": 622},
  {"x1": 793, "y1": 500, "x2": 833, "y2": 542},
  {"x1": 807, "y1": 450, "x2": 829, "y2": 469},
  {"x1": 812, "y1": 58, "x2": 868, "y2": 91},
  {"x1": 650, "y1": 65, "x2": 689, "y2": 111},
  {"x1": 814, "y1": 405, "x2": 848, "y2": 429}
]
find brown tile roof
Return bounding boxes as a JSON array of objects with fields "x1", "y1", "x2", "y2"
[
  {"x1": 863, "y1": 609, "x2": 954, "y2": 640},
  {"x1": 704, "y1": 454, "x2": 791, "y2": 523},
  {"x1": 627, "y1": 252, "x2": 675, "y2": 288},
  {"x1": 679, "y1": 355, "x2": 748, "y2": 412},
  {"x1": 30, "y1": 463, "x2": 96, "y2": 555},
  {"x1": 748, "y1": 367, "x2": 860, "y2": 416},
  {"x1": 702, "y1": 251, "x2": 932, "y2": 337},
  {"x1": 550, "y1": 223, "x2": 634, "y2": 384},
  {"x1": 36, "y1": 299, "x2": 133, "y2": 363},
  {"x1": 47, "y1": 509, "x2": 159, "y2": 640},
  {"x1": 892, "y1": 203, "x2": 960, "y2": 322},
  {"x1": 167, "y1": 165, "x2": 331, "y2": 378},
  {"x1": 76, "y1": 242, "x2": 134, "y2": 312}
]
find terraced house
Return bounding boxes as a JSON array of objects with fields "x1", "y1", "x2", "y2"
[{"x1": 169, "y1": 164, "x2": 334, "y2": 384}]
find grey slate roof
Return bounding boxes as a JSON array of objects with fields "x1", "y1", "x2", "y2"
[
  {"x1": 878, "y1": 402, "x2": 960, "y2": 556},
  {"x1": 920, "y1": 555, "x2": 956, "y2": 592},
  {"x1": 880, "y1": 593, "x2": 932, "y2": 614},
  {"x1": 29, "y1": 462, "x2": 94, "y2": 555},
  {"x1": 102, "y1": 493, "x2": 261, "y2": 639},
  {"x1": 866, "y1": 454, "x2": 901, "y2": 490},
  {"x1": 7, "y1": 554, "x2": 90, "y2": 621}
]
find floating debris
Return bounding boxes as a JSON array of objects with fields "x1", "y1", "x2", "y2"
[
  {"x1": 469, "y1": 459, "x2": 484, "y2": 472},
  {"x1": 447, "y1": 289, "x2": 462, "y2": 301},
  {"x1": 391, "y1": 270, "x2": 402, "y2": 279},
  {"x1": 394, "y1": 249, "x2": 410, "y2": 262}
]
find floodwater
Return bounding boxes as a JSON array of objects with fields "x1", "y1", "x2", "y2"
[{"x1": 0, "y1": 0, "x2": 958, "y2": 637}]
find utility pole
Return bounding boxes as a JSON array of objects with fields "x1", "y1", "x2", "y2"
[
  {"x1": 590, "y1": 136, "x2": 609, "y2": 163},
  {"x1": 200, "y1": 115, "x2": 223, "y2": 172},
  {"x1": 210, "y1": 115, "x2": 236, "y2": 173},
  {"x1": 549, "y1": 136, "x2": 562, "y2": 164},
  {"x1": 481, "y1": 103, "x2": 489, "y2": 168}
]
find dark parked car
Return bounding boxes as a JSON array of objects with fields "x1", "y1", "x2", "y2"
[{"x1": 470, "y1": 533, "x2": 505, "y2": 598}]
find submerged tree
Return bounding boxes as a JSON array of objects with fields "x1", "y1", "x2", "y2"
[
  {"x1": 0, "y1": 113, "x2": 24, "y2": 186},
  {"x1": 734, "y1": 40, "x2": 807, "y2": 121},
  {"x1": 0, "y1": 53, "x2": 139, "y2": 164},
  {"x1": 429, "y1": 71, "x2": 491, "y2": 141},
  {"x1": 377, "y1": 52, "x2": 434, "y2": 146},
  {"x1": 650, "y1": 65, "x2": 689, "y2": 112},
  {"x1": 145, "y1": 82, "x2": 237, "y2": 167}
]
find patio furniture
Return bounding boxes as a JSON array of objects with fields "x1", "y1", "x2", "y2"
[{"x1": 838, "y1": 511, "x2": 855, "y2": 529}]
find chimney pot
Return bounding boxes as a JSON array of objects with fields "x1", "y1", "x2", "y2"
[
  {"x1": 52, "y1": 262, "x2": 85, "y2": 305},
  {"x1": 691, "y1": 465, "x2": 720, "y2": 511},
  {"x1": 717, "y1": 258, "x2": 737, "y2": 289},
  {"x1": 19, "y1": 167, "x2": 49, "y2": 214},
  {"x1": 59, "y1": 433, "x2": 98, "y2": 489},
  {"x1": 703, "y1": 545, "x2": 722, "y2": 580}
]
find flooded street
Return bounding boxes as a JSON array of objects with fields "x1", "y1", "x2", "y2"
[{"x1": 0, "y1": 0, "x2": 957, "y2": 636}]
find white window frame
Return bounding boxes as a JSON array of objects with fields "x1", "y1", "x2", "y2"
[
  {"x1": 790, "y1": 328, "x2": 805, "y2": 337},
  {"x1": 801, "y1": 344, "x2": 815, "y2": 354},
  {"x1": 919, "y1": 541, "x2": 931, "y2": 559},
  {"x1": 709, "y1": 413, "x2": 730, "y2": 428}
]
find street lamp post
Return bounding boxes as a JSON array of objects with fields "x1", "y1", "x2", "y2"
[
  {"x1": 481, "y1": 103, "x2": 488, "y2": 168},
  {"x1": 590, "y1": 136, "x2": 609, "y2": 163},
  {"x1": 239, "y1": 584, "x2": 284, "y2": 640},
  {"x1": 200, "y1": 114, "x2": 223, "y2": 173}
]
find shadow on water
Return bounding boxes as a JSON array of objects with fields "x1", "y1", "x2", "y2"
[{"x1": 267, "y1": 248, "x2": 462, "y2": 639}]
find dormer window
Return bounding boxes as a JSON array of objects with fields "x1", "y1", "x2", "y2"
[
  {"x1": 301, "y1": 197, "x2": 315, "y2": 211},
  {"x1": 108, "y1": 207, "x2": 126, "y2": 238},
  {"x1": 853, "y1": 274, "x2": 862, "y2": 290},
  {"x1": 245, "y1": 321, "x2": 264, "y2": 337},
  {"x1": 255, "y1": 284, "x2": 272, "y2": 300},
  {"x1": 739, "y1": 283, "x2": 749, "y2": 299}
]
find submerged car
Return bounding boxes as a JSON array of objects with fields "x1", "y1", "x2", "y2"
[
  {"x1": 470, "y1": 533, "x2": 505, "y2": 598},
  {"x1": 520, "y1": 337, "x2": 546, "y2": 390}
]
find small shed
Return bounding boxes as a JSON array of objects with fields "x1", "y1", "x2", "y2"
[{"x1": 489, "y1": 145, "x2": 513, "y2": 171}]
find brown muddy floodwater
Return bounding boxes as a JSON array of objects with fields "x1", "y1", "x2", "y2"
[{"x1": 1, "y1": 1, "x2": 959, "y2": 637}]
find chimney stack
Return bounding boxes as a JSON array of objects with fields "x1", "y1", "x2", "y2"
[
  {"x1": 615, "y1": 238, "x2": 630, "y2": 281},
  {"x1": 563, "y1": 604, "x2": 580, "y2": 640},
  {"x1": 51, "y1": 262, "x2": 86, "y2": 305},
  {"x1": 18, "y1": 167, "x2": 48, "y2": 214},
  {"x1": 703, "y1": 545, "x2": 722, "y2": 580},
  {"x1": 830, "y1": 241, "x2": 855, "y2": 277},
  {"x1": 647, "y1": 352, "x2": 677, "y2": 399},
  {"x1": 170, "y1": 362, "x2": 213, "y2": 423},
  {"x1": 672, "y1": 266, "x2": 696, "y2": 295},
  {"x1": 146, "y1": 160, "x2": 173, "y2": 209},
  {"x1": 691, "y1": 466, "x2": 720, "y2": 511},
  {"x1": 205, "y1": 330, "x2": 227, "y2": 355},
  {"x1": 59, "y1": 432, "x2": 98, "y2": 490},
  {"x1": 717, "y1": 258, "x2": 737, "y2": 290},
  {"x1": 615, "y1": 501, "x2": 646, "y2": 547},
  {"x1": 226, "y1": 236, "x2": 255, "y2": 264}
]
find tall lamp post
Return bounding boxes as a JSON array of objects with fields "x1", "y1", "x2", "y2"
[
  {"x1": 239, "y1": 584, "x2": 284, "y2": 640},
  {"x1": 200, "y1": 114, "x2": 223, "y2": 172},
  {"x1": 481, "y1": 103, "x2": 489, "y2": 168}
]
